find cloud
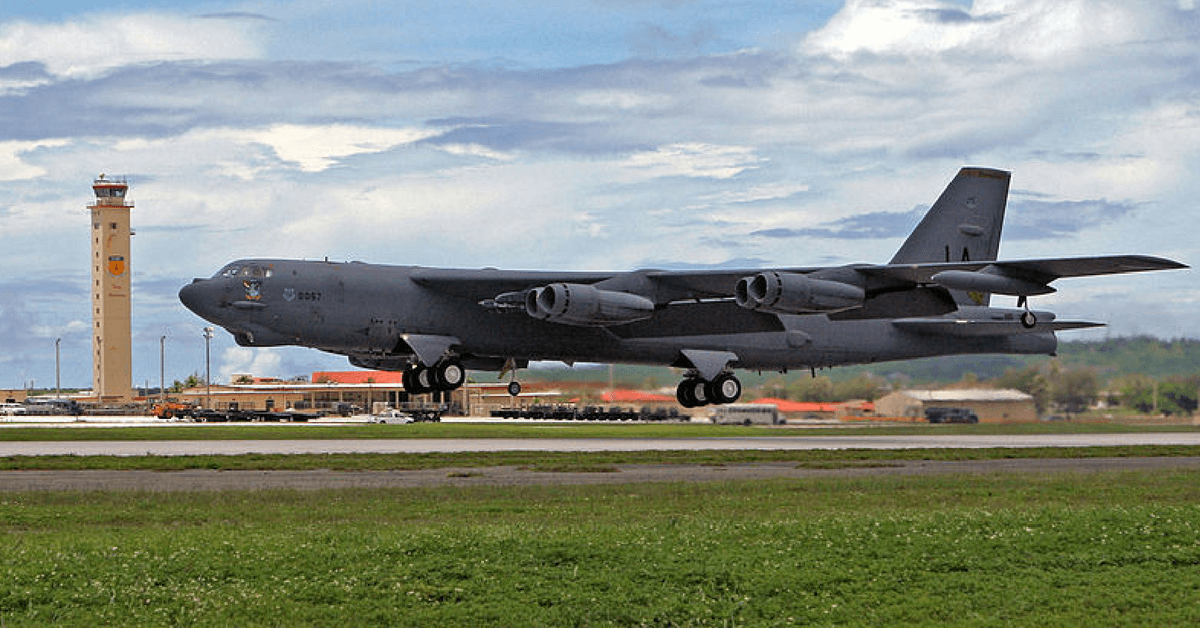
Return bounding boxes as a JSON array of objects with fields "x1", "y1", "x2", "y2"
[
  {"x1": 243, "y1": 124, "x2": 440, "y2": 172},
  {"x1": 0, "y1": 13, "x2": 264, "y2": 79},
  {"x1": 0, "y1": 139, "x2": 69, "y2": 180},
  {"x1": 1, "y1": 1, "x2": 1198, "y2": 388},
  {"x1": 804, "y1": 0, "x2": 1160, "y2": 61},
  {"x1": 1005, "y1": 198, "x2": 1139, "y2": 240},
  {"x1": 624, "y1": 143, "x2": 763, "y2": 179},
  {"x1": 752, "y1": 207, "x2": 926, "y2": 240},
  {"x1": 219, "y1": 347, "x2": 282, "y2": 383}
]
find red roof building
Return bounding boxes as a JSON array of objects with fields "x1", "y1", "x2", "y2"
[{"x1": 600, "y1": 389, "x2": 676, "y2": 403}]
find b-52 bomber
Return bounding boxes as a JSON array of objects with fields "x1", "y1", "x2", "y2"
[{"x1": 179, "y1": 167, "x2": 1186, "y2": 407}]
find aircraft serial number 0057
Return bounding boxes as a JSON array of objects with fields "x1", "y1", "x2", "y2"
[{"x1": 181, "y1": 167, "x2": 1186, "y2": 408}]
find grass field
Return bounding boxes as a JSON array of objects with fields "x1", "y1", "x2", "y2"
[
  {"x1": 3, "y1": 423, "x2": 1199, "y2": 626},
  {"x1": 2, "y1": 471, "x2": 1199, "y2": 626}
]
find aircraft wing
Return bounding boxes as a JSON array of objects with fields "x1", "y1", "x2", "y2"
[
  {"x1": 410, "y1": 267, "x2": 618, "y2": 300},
  {"x1": 413, "y1": 266, "x2": 824, "y2": 303},
  {"x1": 412, "y1": 255, "x2": 1185, "y2": 318},
  {"x1": 862, "y1": 255, "x2": 1187, "y2": 287}
]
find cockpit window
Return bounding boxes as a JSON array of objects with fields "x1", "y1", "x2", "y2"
[{"x1": 215, "y1": 263, "x2": 272, "y2": 278}]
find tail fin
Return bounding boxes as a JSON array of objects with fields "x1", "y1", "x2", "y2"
[{"x1": 889, "y1": 167, "x2": 1010, "y2": 305}]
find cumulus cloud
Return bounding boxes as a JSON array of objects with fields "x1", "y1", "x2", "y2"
[
  {"x1": 0, "y1": 139, "x2": 68, "y2": 180},
  {"x1": 0, "y1": 13, "x2": 265, "y2": 79},
  {"x1": 219, "y1": 347, "x2": 282, "y2": 383}
]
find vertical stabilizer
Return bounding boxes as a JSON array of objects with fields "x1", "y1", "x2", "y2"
[{"x1": 889, "y1": 167, "x2": 1010, "y2": 305}]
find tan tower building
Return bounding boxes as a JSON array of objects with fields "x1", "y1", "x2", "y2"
[{"x1": 90, "y1": 175, "x2": 134, "y2": 402}]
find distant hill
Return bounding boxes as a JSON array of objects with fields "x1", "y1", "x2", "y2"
[
  {"x1": 851, "y1": 336, "x2": 1200, "y2": 384},
  {"x1": 473, "y1": 337, "x2": 1200, "y2": 390}
]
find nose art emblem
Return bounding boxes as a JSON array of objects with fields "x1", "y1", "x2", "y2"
[
  {"x1": 283, "y1": 288, "x2": 296, "y2": 302},
  {"x1": 244, "y1": 279, "x2": 262, "y2": 301}
]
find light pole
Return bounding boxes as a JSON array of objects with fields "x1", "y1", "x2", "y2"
[
  {"x1": 55, "y1": 338, "x2": 61, "y2": 400},
  {"x1": 203, "y1": 327, "x2": 214, "y2": 409},
  {"x1": 160, "y1": 335, "x2": 166, "y2": 403}
]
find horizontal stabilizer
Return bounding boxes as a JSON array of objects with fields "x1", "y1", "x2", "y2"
[{"x1": 893, "y1": 317, "x2": 1103, "y2": 337}]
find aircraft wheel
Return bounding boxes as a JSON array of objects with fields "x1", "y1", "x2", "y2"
[
  {"x1": 676, "y1": 380, "x2": 698, "y2": 408},
  {"x1": 1020, "y1": 310, "x2": 1037, "y2": 329},
  {"x1": 401, "y1": 368, "x2": 418, "y2": 393},
  {"x1": 507, "y1": 381, "x2": 522, "y2": 397},
  {"x1": 706, "y1": 374, "x2": 742, "y2": 405},
  {"x1": 685, "y1": 378, "x2": 710, "y2": 407},
  {"x1": 435, "y1": 360, "x2": 466, "y2": 390},
  {"x1": 404, "y1": 365, "x2": 432, "y2": 394}
]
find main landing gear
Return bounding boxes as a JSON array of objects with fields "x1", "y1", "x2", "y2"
[
  {"x1": 676, "y1": 372, "x2": 742, "y2": 408},
  {"x1": 402, "y1": 359, "x2": 466, "y2": 395}
]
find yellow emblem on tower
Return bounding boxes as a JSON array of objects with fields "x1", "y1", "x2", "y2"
[{"x1": 108, "y1": 255, "x2": 126, "y2": 276}]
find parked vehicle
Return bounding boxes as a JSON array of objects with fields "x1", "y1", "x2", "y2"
[
  {"x1": 710, "y1": 404, "x2": 783, "y2": 425},
  {"x1": 22, "y1": 398, "x2": 83, "y2": 416},
  {"x1": 925, "y1": 407, "x2": 980, "y2": 424},
  {"x1": 371, "y1": 409, "x2": 414, "y2": 424},
  {"x1": 0, "y1": 402, "x2": 27, "y2": 416}
]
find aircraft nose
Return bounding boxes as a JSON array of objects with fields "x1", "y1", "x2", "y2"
[{"x1": 178, "y1": 279, "x2": 215, "y2": 318}]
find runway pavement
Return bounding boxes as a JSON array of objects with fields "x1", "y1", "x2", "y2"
[
  {"x1": 3, "y1": 457, "x2": 1199, "y2": 492},
  {"x1": 5, "y1": 432, "x2": 1200, "y2": 456}
]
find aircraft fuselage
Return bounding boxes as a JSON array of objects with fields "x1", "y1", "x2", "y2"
[{"x1": 179, "y1": 258, "x2": 1058, "y2": 375}]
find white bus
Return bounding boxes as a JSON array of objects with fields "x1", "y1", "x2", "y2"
[{"x1": 709, "y1": 404, "x2": 783, "y2": 425}]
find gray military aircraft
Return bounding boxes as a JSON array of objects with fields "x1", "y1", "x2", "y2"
[{"x1": 179, "y1": 167, "x2": 1186, "y2": 407}]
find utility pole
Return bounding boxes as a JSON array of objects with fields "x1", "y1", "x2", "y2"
[
  {"x1": 203, "y1": 327, "x2": 214, "y2": 409},
  {"x1": 55, "y1": 338, "x2": 61, "y2": 400},
  {"x1": 160, "y1": 335, "x2": 166, "y2": 403}
]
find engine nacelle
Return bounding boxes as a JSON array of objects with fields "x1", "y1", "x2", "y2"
[
  {"x1": 525, "y1": 283, "x2": 655, "y2": 326},
  {"x1": 735, "y1": 271, "x2": 864, "y2": 314}
]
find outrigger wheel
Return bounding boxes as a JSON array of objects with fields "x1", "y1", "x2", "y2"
[
  {"x1": 507, "y1": 381, "x2": 522, "y2": 396},
  {"x1": 1018, "y1": 296, "x2": 1037, "y2": 329}
]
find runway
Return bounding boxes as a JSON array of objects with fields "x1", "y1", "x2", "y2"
[{"x1": 4, "y1": 432, "x2": 1200, "y2": 457}]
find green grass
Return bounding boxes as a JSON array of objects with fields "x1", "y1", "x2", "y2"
[
  {"x1": 3, "y1": 471, "x2": 1199, "y2": 626},
  {"x1": 2, "y1": 420, "x2": 1198, "y2": 442}
]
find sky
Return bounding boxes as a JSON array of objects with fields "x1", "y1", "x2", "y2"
[{"x1": 0, "y1": 0, "x2": 1197, "y2": 390}]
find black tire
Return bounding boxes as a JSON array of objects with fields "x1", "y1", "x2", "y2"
[
  {"x1": 706, "y1": 374, "x2": 742, "y2": 405},
  {"x1": 689, "y1": 379, "x2": 709, "y2": 407},
  {"x1": 507, "y1": 381, "x2": 522, "y2": 397},
  {"x1": 404, "y1": 365, "x2": 432, "y2": 394},
  {"x1": 1020, "y1": 310, "x2": 1037, "y2": 329},
  {"x1": 676, "y1": 380, "x2": 698, "y2": 408},
  {"x1": 435, "y1": 360, "x2": 466, "y2": 390}
]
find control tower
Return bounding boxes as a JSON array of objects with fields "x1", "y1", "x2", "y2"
[{"x1": 89, "y1": 175, "x2": 133, "y2": 402}]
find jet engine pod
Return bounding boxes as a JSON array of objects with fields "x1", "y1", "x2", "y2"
[
  {"x1": 735, "y1": 271, "x2": 864, "y2": 314},
  {"x1": 525, "y1": 283, "x2": 655, "y2": 326}
]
